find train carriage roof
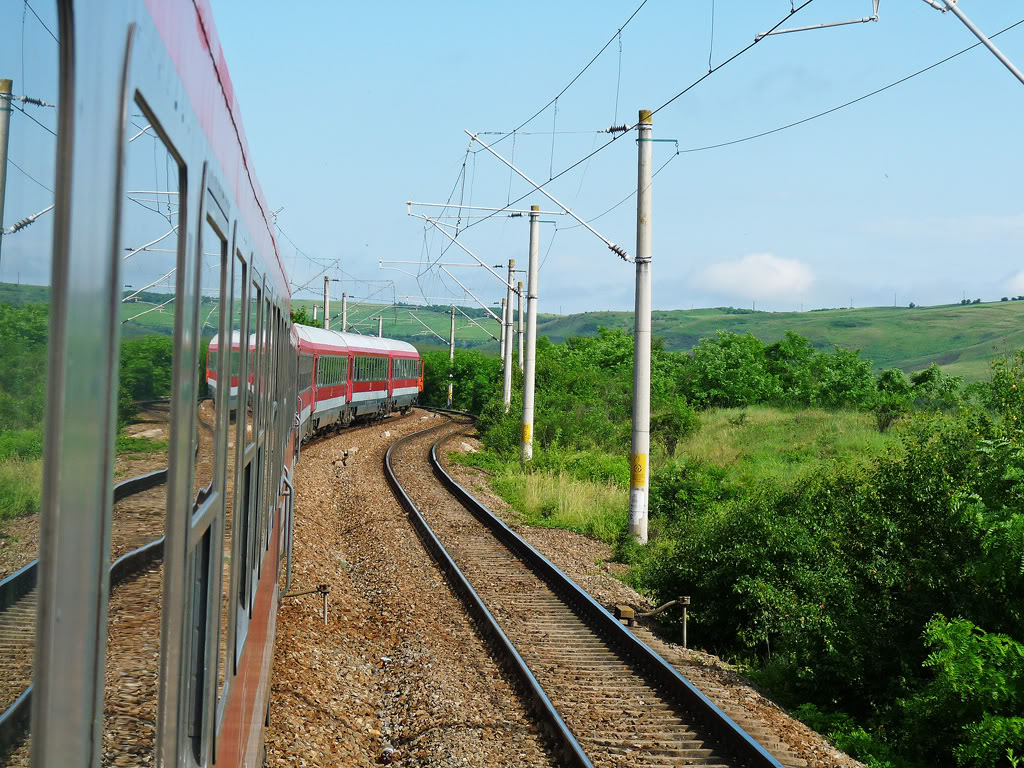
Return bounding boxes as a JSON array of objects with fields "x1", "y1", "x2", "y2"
[{"x1": 294, "y1": 324, "x2": 419, "y2": 356}]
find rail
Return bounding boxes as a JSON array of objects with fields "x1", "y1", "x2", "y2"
[
  {"x1": 384, "y1": 419, "x2": 593, "y2": 768},
  {"x1": 423, "y1": 415, "x2": 782, "y2": 768},
  {"x1": 0, "y1": 468, "x2": 169, "y2": 754}
]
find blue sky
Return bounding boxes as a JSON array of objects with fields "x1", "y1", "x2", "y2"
[{"x1": 2, "y1": 2, "x2": 1022, "y2": 315}]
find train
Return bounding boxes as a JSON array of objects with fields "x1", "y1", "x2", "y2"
[
  {"x1": 207, "y1": 325, "x2": 424, "y2": 442},
  {"x1": 11, "y1": 1, "x2": 418, "y2": 767}
]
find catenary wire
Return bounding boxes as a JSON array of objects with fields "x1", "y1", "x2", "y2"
[
  {"x1": 487, "y1": 0, "x2": 649, "y2": 149},
  {"x1": 650, "y1": 0, "x2": 816, "y2": 118},
  {"x1": 13, "y1": 103, "x2": 56, "y2": 137},
  {"x1": 7, "y1": 157, "x2": 54, "y2": 194},
  {"x1": 678, "y1": 15, "x2": 1024, "y2": 155},
  {"x1": 452, "y1": 1, "x2": 818, "y2": 243},
  {"x1": 25, "y1": 0, "x2": 58, "y2": 43},
  {"x1": 555, "y1": 14, "x2": 1024, "y2": 246}
]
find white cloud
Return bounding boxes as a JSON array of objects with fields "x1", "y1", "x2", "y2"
[
  {"x1": 1007, "y1": 270, "x2": 1024, "y2": 295},
  {"x1": 697, "y1": 252, "x2": 814, "y2": 300}
]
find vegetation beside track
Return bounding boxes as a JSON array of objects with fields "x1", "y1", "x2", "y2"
[{"x1": 424, "y1": 328, "x2": 1024, "y2": 768}]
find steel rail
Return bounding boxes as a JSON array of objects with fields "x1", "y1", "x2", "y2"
[
  {"x1": 425, "y1": 418, "x2": 783, "y2": 768},
  {"x1": 384, "y1": 417, "x2": 592, "y2": 768},
  {"x1": 0, "y1": 468, "x2": 169, "y2": 754}
]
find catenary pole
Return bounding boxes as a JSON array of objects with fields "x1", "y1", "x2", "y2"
[
  {"x1": 630, "y1": 109, "x2": 653, "y2": 545},
  {"x1": 521, "y1": 206, "x2": 540, "y2": 463},
  {"x1": 323, "y1": 276, "x2": 331, "y2": 330},
  {"x1": 499, "y1": 298, "x2": 506, "y2": 357},
  {"x1": 517, "y1": 281, "x2": 524, "y2": 371},
  {"x1": 448, "y1": 306, "x2": 455, "y2": 408},
  {"x1": 502, "y1": 259, "x2": 516, "y2": 412},
  {"x1": 341, "y1": 292, "x2": 348, "y2": 332},
  {"x1": 312, "y1": 304, "x2": 318, "y2": 323},
  {"x1": 0, "y1": 80, "x2": 10, "y2": 274},
  {"x1": 377, "y1": 316, "x2": 383, "y2": 337}
]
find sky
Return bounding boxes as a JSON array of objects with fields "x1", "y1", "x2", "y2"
[{"x1": 1, "y1": 2, "x2": 1022, "y2": 315}]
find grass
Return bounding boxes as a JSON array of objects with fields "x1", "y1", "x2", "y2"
[
  {"x1": 453, "y1": 405, "x2": 896, "y2": 547},
  {"x1": 0, "y1": 459, "x2": 42, "y2": 522},
  {"x1": 491, "y1": 470, "x2": 627, "y2": 544},
  {"x1": 116, "y1": 434, "x2": 168, "y2": 455},
  {"x1": 676, "y1": 406, "x2": 895, "y2": 489}
]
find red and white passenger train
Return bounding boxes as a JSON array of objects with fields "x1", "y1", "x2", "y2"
[
  {"x1": 19, "y1": 1, "x2": 420, "y2": 767},
  {"x1": 207, "y1": 325, "x2": 424, "y2": 440}
]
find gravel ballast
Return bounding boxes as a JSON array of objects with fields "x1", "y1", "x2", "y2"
[
  {"x1": 438, "y1": 428, "x2": 865, "y2": 768},
  {"x1": 264, "y1": 412, "x2": 556, "y2": 767}
]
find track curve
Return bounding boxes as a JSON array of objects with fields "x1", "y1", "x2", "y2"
[{"x1": 385, "y1": 413, "x2": 783, "y2": 768}]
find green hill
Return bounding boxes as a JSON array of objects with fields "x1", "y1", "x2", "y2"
[
  {"x1": 533, "y1": 302, "x2": 1024, "y2": 381},
  {"x1": 8, "y1": 281, "x2": 1021, "y2": 379}
]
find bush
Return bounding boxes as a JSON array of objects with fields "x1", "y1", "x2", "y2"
[{"x1": 0, "y1": 429, "x2": 44, "y2": 461}]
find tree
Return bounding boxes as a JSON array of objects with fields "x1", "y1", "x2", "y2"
[
  {"x1": 1002, "y1": 297, "x2": 1010, "y2": 302},
  {"x1": 909, "y1": 302, "x2": 917, "y2": 308},
  {"x1": 290, "y1": 306, "x2": 312, "y2": 325},
  {"x1": 973, "y1": 298, "x2": 982, "y2": 305}
]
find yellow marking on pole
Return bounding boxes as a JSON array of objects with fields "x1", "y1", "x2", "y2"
[
  {"x1": 522, "y1": 423, "x2": 532, "y2": 443},
  {"x1": 631, "y1": 453, "x2": 647, "y2": 487}
]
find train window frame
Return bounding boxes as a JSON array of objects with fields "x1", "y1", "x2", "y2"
[
  {"x1": 184, "y1": 180, "x2": 232, "y2": 765},
  {"x1": 218, "y1": 245, "x2": 247, "y2": 722}
]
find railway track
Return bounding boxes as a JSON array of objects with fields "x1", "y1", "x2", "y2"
[
  {"x1": 0, "y1": 404, "x2": 413, "y2": 761},
  {"x1": 386, "y1": 414, "x2": 785, "y2": 768}
]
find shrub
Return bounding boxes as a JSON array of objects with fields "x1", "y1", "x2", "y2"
[{"x1": 0, "y1": 429, "x2": 43, "y2": 461}]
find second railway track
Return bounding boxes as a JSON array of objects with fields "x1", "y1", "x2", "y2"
[{"x1": 386, "y1": 414, "x2": 785, "y2": 768}]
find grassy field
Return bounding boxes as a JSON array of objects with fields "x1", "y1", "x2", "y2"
[
  {"x1": 490, "y1": 470, "x2": 628, "y2": 543},
  {"x1": 676, "y1": 406, "x2": 895, "y2": 489},
  {"x1": 455, "y1": 405, "x2": 894, "y2": 546}
]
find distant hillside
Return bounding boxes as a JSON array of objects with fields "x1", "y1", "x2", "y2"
[
  {"x1": 533, "y1": 302, "x2": 1024, "y2": 381},
  {"x1": 8, "y1": 282, "x2": 1020, "y2": 379}
]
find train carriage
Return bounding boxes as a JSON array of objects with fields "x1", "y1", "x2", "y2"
[
  {"x1": 21, "y1": 2, "x2": 298, "y2": 767},
  {"x1": 293, "y1": 325, "x2": 423, "y2": 442}
]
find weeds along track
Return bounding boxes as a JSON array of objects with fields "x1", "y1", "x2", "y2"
[{"x1": 386, "y1": 415, "x2": 783, "y2": 768}]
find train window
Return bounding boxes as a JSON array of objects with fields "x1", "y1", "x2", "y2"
[
  {"x1": 218, "y1": 248, "x2": 245, "y2": 709},
  {"x1": 101, "y1": 88, "x2": 187, "y2": 765},
  {"x1": 194, "y1": 212, "x2": 226, "y2": 500},
  {"x1": 0, "y1": 1, "x2": 58, "y2": 751}
]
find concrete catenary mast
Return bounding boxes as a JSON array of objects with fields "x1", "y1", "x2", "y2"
[
  {"x1": 502, "y1": 259, "x2": 515, "y2": 412},
  {"x1": 517, "y1": 281, "x2": 524, "y2": 371},
  {"x1": 0, "y1": 79, "x2": 11, "y2": 272},
  {"x1": 629, "y1": 109, "x2": 653, "y2": 544},
  {"x1": 323, "y1": 276, "x2": 330, "y2": 330},
  {"x1": 448, "y1": 305, "x2": 456, "y2": 407},
  {"x1": 521, "y1": 206, "x2": 540, "y2": 462}
]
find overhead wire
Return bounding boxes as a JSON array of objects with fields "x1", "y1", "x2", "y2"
[
  {"x1": 452, "y1": 1, "x2": 819, "y2": 243},
  {"x1": 13, "y1": 102, "x2": 56, "y2": 137},
  {"x1": 548, "y1": 10, "x2": 1024, "y2": 260},
  {"x1": 708, "y1": 0, "x2": 716, "y2": 72},
  {"x1": 7, "y1": 157, "x2": 54, "y2": 194},
  {"x1": 678, "y1": 15, "x2": 1024, "y2": 155},
  {"x1": 650, "y1": 0, "x2": 816, "y2": 119},
  {"x1": 24, "y1": 0, "x2": 58, "y2": 43},
  {"x1": 487, "y1": 0, "x2": 649, "y2": 149}
]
